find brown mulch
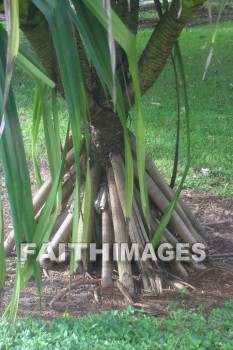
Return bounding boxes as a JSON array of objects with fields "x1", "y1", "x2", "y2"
[{"x1": 0, "y1": 189, "x2": 233, "y2": 320}]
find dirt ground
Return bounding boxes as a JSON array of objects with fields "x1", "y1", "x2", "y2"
[{"x1": 0, "y1": 188, "x2": 233, "y2": 320}]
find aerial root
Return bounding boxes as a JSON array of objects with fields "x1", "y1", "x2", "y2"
[
  {"x1": 101, "y1": 204, "x2": 114, "y2": 288},
  {"x1": 4, "y1": 141, "x2": 208, "y2": 296},
  {"x1": 107, "y1": 167, "x2": 134, "y2": 294},
  {"x1": 116, "y1": 280, "x2": 134, "y2": 304},
  {"x1": 49, "y1": 278, "x2": 100, "y2": 308}
]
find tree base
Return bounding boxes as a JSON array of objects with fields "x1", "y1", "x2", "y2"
[{"x1": 4, "y1": 137, "x2": 207, "y2": 295}]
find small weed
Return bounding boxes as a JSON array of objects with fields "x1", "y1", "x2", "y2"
[
  {"x1": 177, "y1": 288, "x2": 189, "y2": 300},
  {"x1": 0, "y1": 301, "x2": 233, "y2": 349}
]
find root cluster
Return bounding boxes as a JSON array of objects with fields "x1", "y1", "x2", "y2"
[{"x1": 4, "y1": 135, "x2": 207, "y2": 294}]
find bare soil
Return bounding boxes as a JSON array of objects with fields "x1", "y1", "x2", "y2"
[{"x1": 0, "y1": 189, "x2": 233, "y2": 320}]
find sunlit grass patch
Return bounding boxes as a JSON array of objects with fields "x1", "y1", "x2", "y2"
[{"x1": 136, "y1": 22, "x2": 233, "y2": 198}]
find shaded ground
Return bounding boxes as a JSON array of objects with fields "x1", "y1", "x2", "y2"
[
  {"x1": 1, "y1": 189, "x2": 233, "y2": 320},
  {"x1": 138, "y1": 5, "x2": 233, "y2": 29}
]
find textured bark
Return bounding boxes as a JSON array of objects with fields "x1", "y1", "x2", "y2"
[
  {"x1": 87, "y1": 165, "x2": 102, "y2": 243},
  {"x1": 101, "y1": 206, "x2": 113, "y2": 287},
  {"x1": 90, "y1": 111, "x2": 124, "y2": 166},
  {"x1": 136, "y1": 0, "x2": 205, "y2": 96},
  {"x1": 107, "y1": 169, "x2": 134, "y2": 294},
  {"x1": 20, "y1": 6, "x2": 63, "y2": 91},
  {"x1": 4, "y1": 149, "x2": 75, "y2": 257},
  {"x1": 133, "y1": 162, "x2": 198, "y2": 245},
  {"x1": 114, "y1": 0, "x2": 140, "y2": 35},
  {"x1": 18, "y1": 0, "x2": 206, "y2": 122},
  {"x1": 19, "y1": 1, "x2": 94, "y2": 103},
  {"x1": 33, "y1": 148, "x2": 75, "y2": 215}
]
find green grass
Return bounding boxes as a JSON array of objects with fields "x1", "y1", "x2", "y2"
[
  {"x1": 139, "y1": 8, "x2": 159, "y2": 21},
  {"x1": 12, "y1": 22, "x2": 233, "y2": 198},
  {"x1": 1, "y1": 301, "x2": 233, "y2": 349},
  {"x1": 136, "y1": 22, "x2": 233, "y2": 198},
  {"x1": 14, "y1": 64, "x2": 69, "y2": 164},
  {"x1": 12, "y1": 34, "x2": 69, "y2": 167}
]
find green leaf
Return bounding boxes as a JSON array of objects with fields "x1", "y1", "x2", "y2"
[
  {"x1": 0, "y1": 190, "x2": 6, "y2": 290},
  {"x1": 151, "y1": 44, "x2": 191, "y2": 247},
  {"x1": 37, "y1": 81, "x2": 61, "y2": 181},
  {"x1": 202, "y1": 0, "x2": 227, "y2": 80},
  {"x1": 0, "y1": 24, "x2": 55, "y2": 88},
  {"x1": 32, "y1": 86, "x2": 42, "y2": 187},
  {"x1": 0, "y1": 34, "x2": 39, "y2": 320},
  {"x1": 82, "y1": 161, "x2": 91, "y2": 267},
  {"x1": 3, "y1": 123, "x2": 71, "y2": 319},
  {"x1": 75, "y1": 0, "x2": 146, "y2": 219},
  {"x1": 1, "y1": 0, "x2": 19, "y2": 125}
]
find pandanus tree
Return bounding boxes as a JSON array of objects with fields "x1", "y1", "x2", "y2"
[{"x1": 0, "y1": 0, "x2": 207, "y2": 319}]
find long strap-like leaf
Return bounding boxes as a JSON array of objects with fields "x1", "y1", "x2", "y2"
[
  {"x1": 0, "y1": 190, "x2": 6, "y2": 291},
  {"x1": 74, "y1": 0, "x2": 148, "y2": 220},
  {"x1": 32, "y1": 0, "x2": 89, "y2": 273},
  {"x1": 151, "y1": 44, "x2": 191, "y2": 248},
  {"x1": 0, "y1": 36, "x2": 39, "y2": 320},
  {"x1": 0, "y1": 0, "x2": 19, "y2": 136}
]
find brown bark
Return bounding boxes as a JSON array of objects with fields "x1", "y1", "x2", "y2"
[
  {"x1": 101, "y1": 206, "x2": 114, "y2": 287},
  {"x1": 134, "y1": 0, "x2": 205, "y2": 96},
  {"x1": 107, "y1": 168, "x2": 134, "y2": 293}
]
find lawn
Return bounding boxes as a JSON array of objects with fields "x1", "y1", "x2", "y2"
[
  {"x1": 12, "y1": 21, "x2": 233, "y2": 198},
  {"x1": 135, "y1": 22, "x2": 233, "y2": 198},
  {"x1": 1, "y1": 301, "x2": 233, "y2": 349}
]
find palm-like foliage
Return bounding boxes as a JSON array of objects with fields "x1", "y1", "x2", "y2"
[{"x1": 0, "y1": 0, "x2": 206, "y2": 320}]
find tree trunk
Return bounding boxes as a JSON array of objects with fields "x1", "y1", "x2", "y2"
[{"x1": 8, "y1": 0, "x2": 208, "y2": 295}]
